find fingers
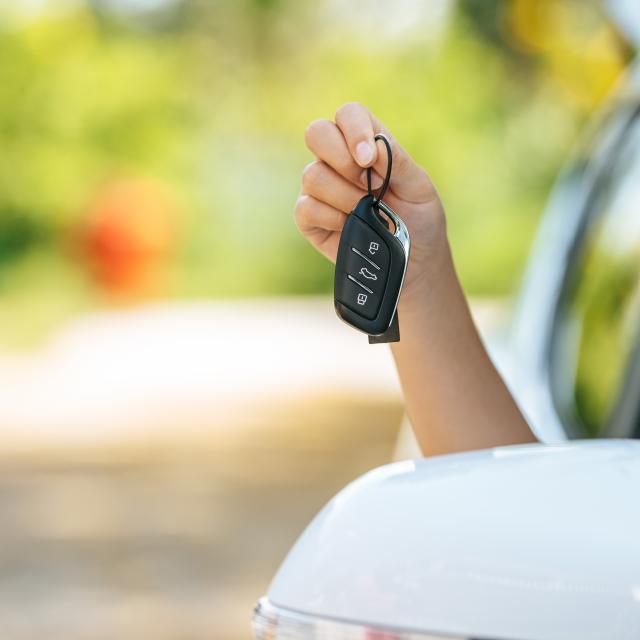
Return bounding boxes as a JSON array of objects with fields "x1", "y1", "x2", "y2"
[
  {"x1": 301, "y1": 160, "x2": 366, "y2": 213},
  {"x1": 370, "y1": 132, "x2": 436, "y2": 204},
  {"x1": 303, "y1": 102, "x2": 439, "y2": 216},
  {"x1": 304, "y1": 119, "x2": 383, "y2": 190},
  {"x1": 333, "y1": 103, "x2": 436, "y2": 204},
  {"x1": 294, "y1": 194, "x2": 344, "y2": 262},
  {"x1": 334, "y1": 102, "x2": 377, "y2": 167},
  {"x1": 294, "y1": 194, "x2": 346, "y2": 234}
]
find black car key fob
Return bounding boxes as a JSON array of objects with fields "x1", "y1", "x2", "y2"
[{"x1": 333, "y1": 135, "x2": 410, "y2": 342}]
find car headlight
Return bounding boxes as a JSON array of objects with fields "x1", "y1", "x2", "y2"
[{"x1": 253, "y1": 598, "x2": 469, "y2": 639}]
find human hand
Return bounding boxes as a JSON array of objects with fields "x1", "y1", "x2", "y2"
[{"x1": 296, "y1": 102, "x2": 450, "y2": 303}]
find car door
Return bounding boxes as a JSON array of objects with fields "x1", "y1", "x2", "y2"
[{"x1": 511, "y1": 64, "x2": 640, "y2": 442}]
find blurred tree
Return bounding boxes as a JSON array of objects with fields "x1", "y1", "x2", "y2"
[{"x1": 0, "y1": 0, "x2": 632, "y2": 345}]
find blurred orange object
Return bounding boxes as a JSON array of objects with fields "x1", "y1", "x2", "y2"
[{"x1": 78, "y1": 178, "x2": 179, "y2": 299}]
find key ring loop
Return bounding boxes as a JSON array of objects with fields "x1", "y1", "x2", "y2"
[{"x1": 367, "y1": 133, "x2": 392, "y2": 205}]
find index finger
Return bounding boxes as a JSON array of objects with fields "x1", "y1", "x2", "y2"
[{"x1": 334, "y1": 102, "x2": 379, "y2": 168}]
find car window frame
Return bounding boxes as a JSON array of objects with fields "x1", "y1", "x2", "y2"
[{"x1": 546, "y1": 101, "x2": 640, "y2": 439}]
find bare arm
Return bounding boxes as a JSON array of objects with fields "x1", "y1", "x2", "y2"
[
  {"x1": 296, "y1": 102, "x2": 536, "y2": 456},
  {"x1": 391, "y1": 240, "x2": 535, "y2": 455}
]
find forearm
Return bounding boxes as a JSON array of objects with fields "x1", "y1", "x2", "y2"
[
  {"x1": 296, "y1": 102, "x2": 536, "y2": 454},
  {"x1": 392, "y1": 241, "x2": 536, "y2": 457}
]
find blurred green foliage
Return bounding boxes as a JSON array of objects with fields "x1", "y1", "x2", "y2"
[
  {"x1": 572, "y1": 249, "x2": 638, "y2": 437},
  {"x1": 0, "y1": 0, "x2": 630, "y2": 345}
]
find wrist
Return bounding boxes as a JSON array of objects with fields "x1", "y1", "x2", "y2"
[{"x1": 398, "y1": 237, "x2": 458, "y2": 317}]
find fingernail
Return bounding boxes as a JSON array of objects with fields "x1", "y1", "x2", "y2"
[
  {"x1": 360, "y1": 170, "x2": 383, "y2": 189},
  {"x1": 355, "y1": 140, "x2": 374, "y2": 166}
]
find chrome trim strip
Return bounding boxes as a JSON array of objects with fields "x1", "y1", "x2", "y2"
[
  {"x1": 253, "y1": 598, "x2": 470, "y2": 640},
  {"x1": 347, "y1": 274, "x2": 373, "y2": 294},
  {"x1": 351, "y1": 246, "x2": 381, "y2": 270}
]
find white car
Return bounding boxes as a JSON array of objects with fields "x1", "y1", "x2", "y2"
[
  {"x1": 254, "y1": 441, "x2": 640, "y2": 640},
  {"x1": 253, "y1": 7, "x2": 640, "y2": 638}
]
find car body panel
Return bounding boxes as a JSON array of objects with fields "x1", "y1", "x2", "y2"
[{"x1": 267, "y1": 441, "x2": 640, "y2": 640}]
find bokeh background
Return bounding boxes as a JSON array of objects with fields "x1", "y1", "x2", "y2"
[{"x1": 0, "y1": 1, "x2": 633, "y2": 638}]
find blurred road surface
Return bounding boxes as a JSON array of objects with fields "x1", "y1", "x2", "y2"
[{"x1": 0, "y1": 297, "x2": 505, "y2": 639}]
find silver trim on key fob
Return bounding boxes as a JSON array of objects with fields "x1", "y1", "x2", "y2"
[{"x1": 377, "y1": 199, "x2": 410, "y2": 327}]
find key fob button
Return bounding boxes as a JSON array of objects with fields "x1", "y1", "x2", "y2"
[
  {"x1": 337, "y1": 275, "x2": 379, "y2": 320},
  {"x1": 345, "y1": 217, "x2": 390, "y2": 274},
  {"x1": 343, "y1": 247, "x2": 387, "y2": 298}
]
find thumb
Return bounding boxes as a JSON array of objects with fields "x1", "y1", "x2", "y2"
[{"x1": 369, "y1": 128, "x2": 437, "y2": 204}]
